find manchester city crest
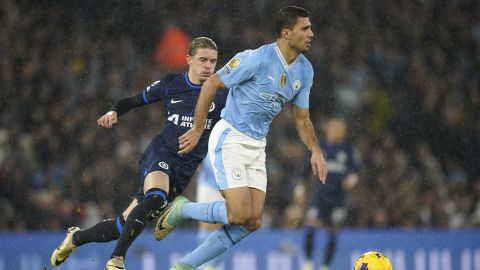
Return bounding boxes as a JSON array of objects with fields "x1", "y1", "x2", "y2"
[{"x1": 293, "y1": 80, "x2": 301, "y2": 91}]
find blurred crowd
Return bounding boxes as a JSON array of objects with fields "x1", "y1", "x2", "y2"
[{"x1": 1, "y1": 0, "x2": 479, "y2": 231}]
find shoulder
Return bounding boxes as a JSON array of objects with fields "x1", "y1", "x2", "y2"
[
  {"x1": 237, "y1": 43, "x2": 276, "y2": 70},
  {"x1": 235, "y1": 43, "x2": 273, "y2": 62},
  {"x1": 147, "y1": 74, "x2": 179, "y2": 87},
  {"x1": 163, "y1": 73, "x2": 183, "y2": 83},
  {"x1": 298, "y1": 55, "x2": 314, "y2": 74},
  {"x1": 255, "y1": 43, "x2": 277, "y2": 61}
]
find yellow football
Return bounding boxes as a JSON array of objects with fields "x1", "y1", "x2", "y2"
[{"x1": 354, "y1": 251, "x2": 392, "y2": 270}]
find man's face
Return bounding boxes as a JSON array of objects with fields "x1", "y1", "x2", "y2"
[
  {"x1": 288, "y1": 17, "x2": 314, "y2": 53},
  {"x1": 187, "y1": 48, "x2": 218, "y2": 83}
]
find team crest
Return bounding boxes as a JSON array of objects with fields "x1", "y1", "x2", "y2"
[
  {"x1": 280, "y1": 74, "x2": 287, "y2": 88},
  {"x1": 232, "y1": 168, "x2": 244, "y2": 180},
  {"x1": 158, "y1": 161, "x2": 169, "y2": 170},
  {"x1": 227, "y1": 57, "x2": 241, "y2": 69},
  {"x1": 293, "y1": 80, "x2": 301, "y2": 91}
]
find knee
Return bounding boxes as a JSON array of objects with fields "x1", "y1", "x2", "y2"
[
  {"x1": 227, "y1": 210, "x2": 261, "y2": 231},
  {"x1": 245, "y1": 217, "x2": 262, "y2": 232},
  {"x1": 227, "y1": 210, "x2": 251, "y2": 225},
  {"x1": 144, "y1": 188, "x2": 168, "y2": 218}
]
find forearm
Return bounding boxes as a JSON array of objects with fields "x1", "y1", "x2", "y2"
[
  {"x1": 192, "y1": 75, "x2": 221, "y2": 131},
  {"x1": 110, "y1": 92, "x2": 145, "y2": 116},
  {"x1": 295, "y1": 118, "x2": 321, "y2": 153}
]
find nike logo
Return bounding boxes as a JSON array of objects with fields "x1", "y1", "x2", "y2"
[
  {"x1": 268, "y1": 76, "x2": 275, "y2": 83},
  {"x1": 135, "y1": 219, "x2": 145, "y2": 226},
  {"x1": 156, "y1": 206, "x2": 173, "y2": 231},
  {"x1": 53, "y1": 251, "x2": 68, "y2": 266},
  {"x1": 170, "y1": 99, "x2": 183, "y2": 104},
  {"x1": 157, "y1": 212, "x2": 168, "y2": 230},
  {"x1": 54, "y1": 258, "x2": 65, "y2": 265}
]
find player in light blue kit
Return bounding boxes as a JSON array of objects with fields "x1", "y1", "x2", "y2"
[
  {"x1": 195, "y1": 154, "x2": 225, "y2": 270},
  {"x1": 154, "y1": 6, "x2": 328, "y2": 270}
]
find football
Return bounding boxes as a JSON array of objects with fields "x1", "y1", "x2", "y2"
[{"x1": 354, "y1": 251, "x2": 392, "y2": 270}]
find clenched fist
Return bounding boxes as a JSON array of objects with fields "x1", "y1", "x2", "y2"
[{"x1": 97, "y1": 111, "x2": 118, "y2": 128}]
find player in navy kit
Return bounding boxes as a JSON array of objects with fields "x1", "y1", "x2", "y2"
[
  {"x1": 302, "y1": 118, "x2": 359, "y2": 270},
  {"x1": 50, "y1": 37, "x2": 227, "y2": 270}
]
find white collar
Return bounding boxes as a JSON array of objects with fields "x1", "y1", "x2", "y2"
[{"x1": 274, "y1": 43, "x2": 298, "y2": 70}]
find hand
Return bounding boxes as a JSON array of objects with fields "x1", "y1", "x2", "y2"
[
  {"x1": 311, "y1": 148, "x2": 328, "y2": 184},
  {"x1": 178, "y1": 127, "x2": 203, "y2": 154},
  {"x1": 97, "y1": 111, "x2": 118, "y2": 128}
]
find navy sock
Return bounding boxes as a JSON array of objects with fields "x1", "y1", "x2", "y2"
[
  {"x1": 72, "y1": 217, "x2": 124, "y2": 246},
  {"x1": 111, "y1": 189, "x2": 167, "y2": 258}
]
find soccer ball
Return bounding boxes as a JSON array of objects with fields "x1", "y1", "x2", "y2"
[{"x1": 354, "y1": 251, "x2": 392, "y2": 270}]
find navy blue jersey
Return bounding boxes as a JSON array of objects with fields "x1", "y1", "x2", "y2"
[
  {"x1": 312, "y1": 139, "x2": 359, "y2": 204},
  {"x1": 142, "y1": 73, "x2": 228, "y2": 160}
]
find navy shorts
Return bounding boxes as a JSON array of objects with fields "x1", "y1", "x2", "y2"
[
  {"x1": 311, "y1": 181, "x2": 347, "y2": 225},
  {"x1": 134, "y1": 141, "x2": 201, "y2": 203}
]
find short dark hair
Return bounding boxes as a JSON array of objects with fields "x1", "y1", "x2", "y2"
[
  {"x1": 188, "y1": 37, "x2": 218, "y2": 56},
  {"x1": 275, "y1": 6, "x2": 310, "y2": 37}
]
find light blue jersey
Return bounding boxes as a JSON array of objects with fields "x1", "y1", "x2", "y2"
[
  {"x1": 197, "y1": 153, "x2": 217, "y2": 188},
  {"x1": 217, "y1": 42, "x2": 314, "y2": 139}
]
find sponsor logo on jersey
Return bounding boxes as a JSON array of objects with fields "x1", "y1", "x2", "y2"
[
  {"x1": 168, "y1": 113, "x2": 214, "y2": 129},
  {"x1": 171, "y1": 99, "x2": 183, "y2": 104}
]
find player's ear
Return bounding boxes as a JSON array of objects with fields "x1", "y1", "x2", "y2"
[
  {"x1": 282, "y1": 28, "x2": 291, "y2": 40},
  {"x1": 186, "y1": 55, "x2": 192, "y2": 65}
]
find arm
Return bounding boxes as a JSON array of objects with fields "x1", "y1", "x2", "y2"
[
  {"x1": 292, "y1": 105, "x2": 328, "y2": 183},
  {"x1": 178, "y1": 74, "x2": 225, "y2": 154},
  {"x1": 97, "y1": 92, "x2": 145, "y2": 128}
]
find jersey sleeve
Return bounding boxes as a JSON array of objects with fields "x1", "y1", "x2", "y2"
[
  {"x1": 216, "y1": 50, "x2": 258, "y2": 88},
  {"x1": 291, "y1": 64, "x2": 314, "y2": 109},
  {"x1": 142, "y1": 79, "x2": 168, "y2": 104}
]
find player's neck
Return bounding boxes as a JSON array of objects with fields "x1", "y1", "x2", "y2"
[
  {"x1": 187, "y1": 71, "x2": 202, "y2": 85},
  {"x1": 276, "y1": 40, "x2": 300, "y2": 65}
]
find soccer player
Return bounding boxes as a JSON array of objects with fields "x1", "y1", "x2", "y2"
[
  {"x1": 50, "y1": 37, "x2": 227, "y2": 270},
  {"x1": 302, "y1": 117, "x2": 358, "y2": 270},
  {"x1": 195, "y1": 154, "x2": 225, "y2": 270},
  {"x1": 154, "y1": 6, "x2": 328, "y2": 270}
]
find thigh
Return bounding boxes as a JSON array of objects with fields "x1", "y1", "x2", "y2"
[
  {"x1": 138, "y1": 145, "x2": 174, "y2": 190},
  {"x1": 249, "y1": 187, "x2": 266, "y2": 219},
  {"x1": 223, "y1": 187, "x2": 252, "y2": 214},
  {"x1": 223, "y1": 186, "x2": 266, "y2": 219},
  {"x1": 138, "y1": 144, "x2": 198, "y2": 202},
  {"x1": 144, "y1": 171, "x2": 170, "y2": 194}
]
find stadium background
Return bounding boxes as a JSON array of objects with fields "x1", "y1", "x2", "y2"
[{"x1": 1, "y1": 0, "x2": 479, "y2": 269}]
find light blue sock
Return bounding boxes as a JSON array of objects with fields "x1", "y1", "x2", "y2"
[
  {"x1": 182, "y1": 201, "x2": 229, "y2": 224},
  {"x1": 182, "y1": 225, "x2": 250, "y2": 268},
  {"x1": 198, "y1": 228, "x2": 225, "y2": 267}
]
